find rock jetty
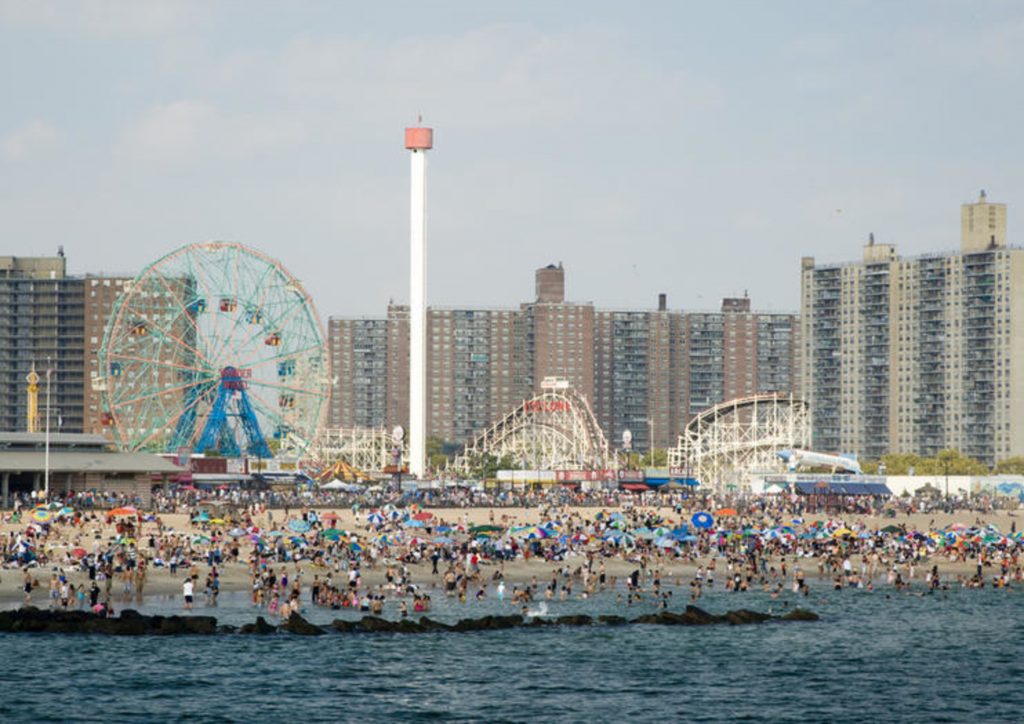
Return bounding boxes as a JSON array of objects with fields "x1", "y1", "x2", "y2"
[{"x1": 0, "y1": 605, "x2": 818, "y2": 636}]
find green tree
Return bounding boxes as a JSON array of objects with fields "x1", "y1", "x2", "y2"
[
  {"x1": 994, "y1": 456, "x2": 1024, "y2": 475},
  {"x1": 924, "y1": 448, "x2": 988, "y2": 476},
  {"x1": 426, "y1": 436, "x2": 449, "y2": 471},
  {"x1": 641, "y1": 448, "x2": 668, "y2": 467},
  {"x1": 877, "y1": 453, "x2": 926, "y2": 475}
]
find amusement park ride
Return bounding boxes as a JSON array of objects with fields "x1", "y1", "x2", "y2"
[{"x1": 98, "y1": 242, "x2": 329, "y2": 460}]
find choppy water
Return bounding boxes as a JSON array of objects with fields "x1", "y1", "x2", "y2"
[{"x1": 2, "y1": 582, "x2": 1022, "y2": 722}]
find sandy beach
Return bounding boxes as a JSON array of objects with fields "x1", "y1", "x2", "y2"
[{"x1": 2, "y1": 504, "x2": 1018, "y2": 607}]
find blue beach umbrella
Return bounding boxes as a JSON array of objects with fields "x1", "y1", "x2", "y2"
[{"x1": 691, "y1": 512, "x2": 714, "y2": 529}]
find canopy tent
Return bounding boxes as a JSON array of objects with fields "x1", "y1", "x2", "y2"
[
  {"x1": 315, "y1": 460, "x2": 370, "y2": 483},
  {"x1": 321, "y1": 479, "x2": 363, "y2": 493}
]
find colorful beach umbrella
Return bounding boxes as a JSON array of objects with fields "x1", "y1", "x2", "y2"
[
  {"x1": 288, "y1": 520, "x2": 311, "y2": 533},
  {"x1": 31, "y1": 508, "x2": 52, "y2": 523}
]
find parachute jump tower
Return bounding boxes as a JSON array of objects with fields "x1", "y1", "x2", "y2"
[{"x1": 405, "y1": 122, "x2": 433, "y2": 478}]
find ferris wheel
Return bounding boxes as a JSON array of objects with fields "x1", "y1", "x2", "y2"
[{"x1": 99, "y1": 242, "x2": 329, "y2": 457}]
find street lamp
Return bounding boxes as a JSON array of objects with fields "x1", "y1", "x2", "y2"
[
  {"x1": 44, "y1": 357, "x2": 52, "y2": 500},
  {"x1": 392, "y1": 425, "x2": 405, "y2": 493},
  {"x1": 647, "y1": 418, "x2": 655, "y2": 465}
]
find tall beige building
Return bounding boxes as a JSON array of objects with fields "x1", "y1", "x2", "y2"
[{"x1": 801, "y1": 191, "x2": 1024, "y2": 466}]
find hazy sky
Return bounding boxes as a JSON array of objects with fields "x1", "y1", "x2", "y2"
[{"x1": 2, "y1": 1, "x2": 1022, "y2": 319}]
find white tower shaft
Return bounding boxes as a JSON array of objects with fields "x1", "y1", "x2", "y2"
[{"x1": 405, "y1": 125, "x2": 433, "y2": 479}]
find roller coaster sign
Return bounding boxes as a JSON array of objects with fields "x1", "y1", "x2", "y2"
[{"x1": 524, "y1": 399, "x2": 572, "y2": 413}]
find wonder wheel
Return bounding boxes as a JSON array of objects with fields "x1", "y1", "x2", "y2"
[{"x1": 99, "y1": 242, "x2": 328, "y2": 456}]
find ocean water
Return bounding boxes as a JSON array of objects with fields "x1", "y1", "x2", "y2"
[{"x1": 1, "y1": 583, "x2": 1022, "y2": 722}]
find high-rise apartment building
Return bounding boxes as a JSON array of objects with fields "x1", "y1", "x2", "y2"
[
  {"x1": 0, "y1": 252, "x2": 85, "y2": 434},
  {"x1": 83, "y1": 275, "x2": 132, "y2": 434},
  {"x1": 329, "y1": 265, "x2": 798, "y2": 453},
  {"x1": 800, "y1": 191, "x2": 1024, "y2": 466}
]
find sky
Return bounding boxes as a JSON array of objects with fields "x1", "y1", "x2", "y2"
[{"x1": 2, "y1": 0, "x2": 1023, "y2": 318}]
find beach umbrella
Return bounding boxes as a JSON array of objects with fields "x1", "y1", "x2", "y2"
[
  {"x1": 267, "y1": 530, "x2": 284, "y2": 538},
  {"x1": 288, "y1": 520, "x2": 311, "y2": 533},
  {"x1": 31, "y1": 508, "x2": 53, "y2": 524},
  {"x1": 413, "y1": 512, "x2": 433, "y2": 521},
  {"x1": 349, "y1": 541, "x2": 362, "y2": 552},
  {"x1": 691, "y1": 512, "x2": 714, "y2": 529},
  {"x1": 321, "y1": 511, "x2": 340, "y2": 523},
  {"x1": 109, "y1": 506, "x2": 138, "y2": 517},
  {"x1": 59, "y1": 506, "x2": 75, "y2": 516},
  {"x1": 653, "y1": 536, "x2": 677, "y2": 548},
  {"x1": 227, "y1": 528, "x2": 246, "y2": 538},
  {"x1": 210, "y1": 518, "x2": 226, "y2": 525},
  {"x1": 323, "y1": 528, "x2": 346, "y2": 540},
  {"x1": 471, "y1": 524, "x2": 503, "y2": 533},
  {"x1": 192, "y1": 535, "x2": 210, "y2": 544},
  {"x1": 192, "y1": 512, "x2": 210, "y2": 523},
  {"x1": 404, "y1": 519, "x2": 426, "y2": 528},
  {"x1": 434, "y1": 525, "x2": 452, "y2": 533},
  {"x1": 714, "y1": 508, "x2": 738, "y2": 517},
  {"x1": 832, "y1": 528, "x2": 854, "y2": 538},
  {"x1": 432, "y1": 536, "x2": 454, "y2": 544},
  {"x1": 71, "y1": 547, "x2": 87, "y2": 559},
  {"x1": 633, "y1": 527, "x2": 656, "y2": 540},
  {"x1": 367, "y1": 512, "x2": 384, "y2": 525}
]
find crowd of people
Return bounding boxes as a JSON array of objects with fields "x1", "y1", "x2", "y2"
[{"x1": 1, "y1": 487, "x2": 1022, "y2": 623}]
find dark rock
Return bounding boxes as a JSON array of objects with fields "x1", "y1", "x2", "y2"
[
  {"x1": 218, "y1": 625, "x2": 238, "y2": 634},
  {"x1": 451, "y1": 615, "x2": 523, "y2": 632},
  {"x1": 679, "y1": 606, "x2": 720, "y2": 625},
  {"x1": 394, "y1": 619, "x2": 426, "y2": 634},
  {"x1": 597, "y1": 615, "x2": 627, "y2": 626},
  {"x1": 631, "y1": 613, "x2": 663, "y2": 625},
  {"x1": 781, "y1": 608, "x2": 820, "y2": 622},
  {"x1": 358, "y1": 616, "x2": 401, "y2": 633},
  {"x1": 240, "y1": 616, "x2": 277, "y2": 635},
  {"x1": 183, "y1": 616, "x2": 218, "y2": 635},
  {"x1": 554, "y1": 615, "x2": 593, "y2": 627},
  {"x1": 417, "y1": 617, "x2": 452, "y2": 632},
  {"x1": 723, "y1": 610, "x2": 771, "y2": 626},
  {"x1": 281, "y1": 613, "x2": 325, "y2": 636},
  {"x1": 330, "y1": 619, "x2": 359, "y2": 633}
]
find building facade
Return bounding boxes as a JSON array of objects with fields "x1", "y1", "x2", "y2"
[
  {"x1": 0, "y1": 253, "x2": 85, "y2": 434},
  {"x1": 329, "y1": 265, "x2": 798, "y2": 453},
  {"x1": 800, "y1": 192, "x2": 1024, "y2": 466}
]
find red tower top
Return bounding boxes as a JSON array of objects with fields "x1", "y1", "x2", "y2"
[{"x1": 404, "y1": 127, "x2": 433, "y2": 150}]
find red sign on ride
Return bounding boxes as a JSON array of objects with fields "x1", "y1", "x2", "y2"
[{"x1": 524, "y1": 400, "x2": 571, "y2": 413}]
